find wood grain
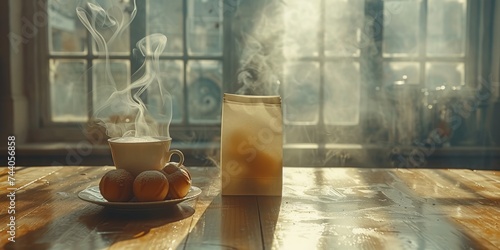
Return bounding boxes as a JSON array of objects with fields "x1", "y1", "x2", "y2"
[{"x1": 0, "y1": 166, "x2": 498, "y2": 249}]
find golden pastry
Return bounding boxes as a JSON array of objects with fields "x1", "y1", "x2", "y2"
[
  {"x1": 133, "y1": 170, "x2": 169, "y2": 202},
  {"x1": 99, "y1": 169, "x2": 134, "y2": 202}
]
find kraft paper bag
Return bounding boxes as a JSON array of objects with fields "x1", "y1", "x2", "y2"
[{"x1": 221, "y1": 93, "x2": 283, "y2": 196}]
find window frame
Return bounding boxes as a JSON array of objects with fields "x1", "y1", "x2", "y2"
[{"x1": 24, "y1": 0, "x2": 495, "y2": 164}]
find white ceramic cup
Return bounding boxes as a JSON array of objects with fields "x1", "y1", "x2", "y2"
[{"x1": 108, "y1": 136, "x2": 184, "y2": 176}]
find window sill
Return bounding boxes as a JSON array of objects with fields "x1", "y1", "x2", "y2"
[
  {"x1": 2, "y1": 142, "x2": 499, "y2": 169},
  {"x1": 283, "y1": 143, "x2": 500, "y2": 169}
]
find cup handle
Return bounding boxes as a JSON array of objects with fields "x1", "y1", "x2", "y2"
[{"x1": 166, "y1": 149, "x2": 184, "y2": 166}]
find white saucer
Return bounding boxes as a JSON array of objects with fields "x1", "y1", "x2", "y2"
[{"x1": 78, "y1": 185, "x2": 201, "y2": 210}]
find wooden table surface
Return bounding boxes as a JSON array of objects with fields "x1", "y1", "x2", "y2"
[{"x1": 0, "y1": 166, "x2": 499, "y2": 249}]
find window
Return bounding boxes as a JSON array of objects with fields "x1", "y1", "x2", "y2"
[
  {"x1": 29, "y1": 0, "x2": 495, "y2": 166},
  {"x1": 41, "y1": 0, "x2": 224, "y2": 142},
  {"x1": 279, "y1": 0, "x2": 485, "y2": 166},
  {"x1": 282, "y1": 0, "x2": 470, "y2": 140}
]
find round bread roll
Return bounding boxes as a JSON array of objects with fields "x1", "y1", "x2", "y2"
[
  {"x1": 179, "y1": 165, "x2": 191, "y2": 180},
  {"x1": 162, "y1": 162, "x2": 180, "y2": 175},
  {"x1": 163, "y1": 162, "x2": 191, "y2": 180},
  {"x1": 99, "y1": 169, "x2": 134, "y2": 202},
  {"x1": 162, "y1": 165, "x2": 191, "y2": 199},
  {"x1": 133, "y1": 170, "x2": 169, "y2": 202}
]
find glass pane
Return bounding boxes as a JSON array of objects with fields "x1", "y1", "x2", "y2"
[
  {"x1": 187, "y1": 60, "x2": 222, "y2": 123},
  {"x1": 187, "y1": 0, "x2": 223, "y2": 56},
  {"x1": 50, "y1": 60, "x2": 87, "y2": 122},
  {"x1": 48, "y1": 0, "x2": 87, "y2": 53},
  {"x1": 92, "y1": 60, "x2": 130, "y2": 111},
  {"x1": 149, "y1": 60, "x2": 184, "y2": 124},
  {"x1": 147, "y1": 0, "x2": 183, "y2": 56},
  {"x1": 427, "y1": 0, "x2": 466, "y2": 56},
  {"x1": 324, "y1": 0, "x2": 364, "y2": 57},
  {"x1": 383, "y1": 0, "x2": 420, "y2": 56},
  {"x1": 384, "y1": 62, "x2": 420, "y2": 85},
  {"x1": 284, "y1": 0, "x2": 320, "y2": 57},
  {"x1": 283, "y1": 62, "x2": 320, "y2": 124},
  {"x1": 324, "y1": 62, "x2": 360, "y2": 125},
  {"x1": 89, "y1": 0, "x2": 131, "y2": 55},
  {"x1": 426, "y1": 62, "x2": 464, "y2": 89}
]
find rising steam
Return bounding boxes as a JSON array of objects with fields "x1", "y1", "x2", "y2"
[
  {"x1": 234, "y1": 1, "x2": 284, "y2": 95},
  {"x1": 77, "y1": 0, "x2": 172, "y2": 138}
]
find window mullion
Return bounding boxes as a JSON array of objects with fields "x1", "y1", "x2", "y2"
[
  {"x1": 362, "y1": 0, "x2": 384, "y2": 138},
  {"x1": 182, "y1": 0, "x2": 189, "y2": 127},
  {"x1": 318, "y1": 0, "x2": 326, "y2": 151},
  {"x1": 222, "y1": 0, "x2": 234, "y2": 93},
  {"x1": 419, "y1": 0, "x2": 428, "y2": 88},
  {"x1": 86, "y1": 21, "x2": 94, "y2": 121},
  {"x1": 130, "y1": 0, "x2": 147, "y2": 101},
  {"x1": 465, "y1": 0, "x2": 478, "y2": 87}
]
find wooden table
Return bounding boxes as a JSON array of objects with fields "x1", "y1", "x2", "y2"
[{"x1": 1, "y1": 166, "x2": 499, "y2": 249}]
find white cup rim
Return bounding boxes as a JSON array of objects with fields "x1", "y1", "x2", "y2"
[{"x1": 108, "y1": 136, "x2": 172, "y2": 143}]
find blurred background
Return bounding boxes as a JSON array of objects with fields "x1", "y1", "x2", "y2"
[{"x1": 1, "y1": 0, "x2": 499, "y2": 169}]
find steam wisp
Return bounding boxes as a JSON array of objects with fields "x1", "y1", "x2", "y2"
[
  {"x1": 234, "y1": 1, "x2": 284, "y2": 95},
  {"x1": 77, "y1": 0, "x2": 172, "y2": 139}
]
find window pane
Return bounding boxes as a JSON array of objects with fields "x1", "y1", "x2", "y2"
[
  {"x1": 50, "y1": 59, "x2": 87, "y2": 122},
  {"x1": 91, "y1": 0, "x2": 131, "y2": 55},
  {"x1": 383, "y1": 0, "x2": 420, "y2": 56},
  {"x1": 49, "y1": 0, "x2": 87, "y2": 53},
  {"x1": 384, "y1": 62, "x2": 420, "y2": 85},
  {"x1": 283, "y1": 62, "x2": 320, "y2": 124},
  {"x1": 324, "y1": 62, "x2": 360, "y2": 125},
  {"x1": 147, "y1": 0, "x2": 183, "y2": 56},
  {"x1": 426, "y1": 62, "x2": 464, "y2": 89},
  {"x1": 284, "y1": 0, "x2": 320, "y2": 57},
  {"x1": 324, "y1": 0, "x2": 364, "y2": 57},
  {"x1": 92, "y1": 60, "x2": 130, "y2": 111},
  {"x1": 149, "y1": 60, "x2": 184, "y2": 124},
  {"x1": 187, "y1": 0, "x2": 223, "y2": 56},
  {"x1": 187, "y1": 60, "x2": 222, "y2": 123},
  {"x1": 427, "y1": 0, "x2": 466, "y2": 56}
]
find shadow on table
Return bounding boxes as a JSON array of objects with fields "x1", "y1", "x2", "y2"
[
  {"x1": 183, "y1": 194, "x2": 282, "y2": 249},
  {"x1": 257, "y1": 196, "x2": 283, "y2": 249},
  {"x1": 79, "y1": 202, "x2": 195, "y2": 244},
  {"x1": 3, "y1": 202, "x2": 195, "y2": 250}
]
